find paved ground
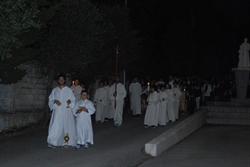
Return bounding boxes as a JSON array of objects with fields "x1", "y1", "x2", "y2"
[
  {"x1": 0, "y1": 108, "x2": 249, "y2": 167},
  {"x1": 139, "y1": 124, "x2": 250, "y2": 167}
]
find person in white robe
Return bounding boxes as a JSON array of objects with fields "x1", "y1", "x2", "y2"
[
  {"x1": 172, "y1": 82, "x2": 182, "y2": 121},
  {"x1": 47, "y1": 74, "x2": 76, "y2": 148},
  {"x1": 104, "y1": 79, "x2": 112, "y2": 120},
  {"x1": 109, "y1": 77, "x2": 127, "y2": 127},
  {"x1": 74, "y1": 90, "x2": 96, "y2": 149},
  {"x1": 144, "y1": 85, "x2": 160, "y2": 128},
  {"x1": 202, "y1": 80, "x2": 212, "y2": 106},
  {"x1": 158, "y1": 86, "x2": 169, "y2": 126},
  {"x1": 71, "y1": 79, "x2": 83, "y2": 102},
  {"x1": 165, "y1": 83, "x2": 175, "y2": 124},
  {"x1": 94, "y1": 81, "x2": 107, "y2": 123},
  {"x1": 129, "y1": 76, "x2": 142, "y2": 117}
]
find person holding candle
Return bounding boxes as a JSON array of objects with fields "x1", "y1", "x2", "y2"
[
  {"x1": 144, "y1": 85, "x2": 160, "y2": 128},
  {"x1": 71, "y1": 78, "x2": 83, "y2": 102}
]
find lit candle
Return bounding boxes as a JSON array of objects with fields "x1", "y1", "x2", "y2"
[
  {"x1": 72, "y1": 80, "x2": 75, "y2": 85},
  {"x1": 147, "y1": 82, "x2": 150, "y2": 91}
]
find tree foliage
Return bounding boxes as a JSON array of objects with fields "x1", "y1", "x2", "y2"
[
  {"x1": 39, "y1": 0, "x2": 141, "y2": 83},
  {"x1": 0, "y1": 0, "x2": 41, "y2": 60},
  {"x1": 0, "y1": 0, "x2": 63, "y2": 84}
]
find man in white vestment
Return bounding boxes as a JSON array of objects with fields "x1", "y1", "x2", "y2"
[
  {"x1": 168, "y1": 75, "x2": 175, "y2": 88},
  {"x1": 47, "y1": 74, "x2": 76, "y2": 148},
  {"x1": 165, "y1": 83, "x2": 175, "y2": 124},
  {"x1": 109, "y1": 77, "x2": 127, "y2": 127},
  {"x1": 172, "y1": 82, "x2": 182, "y2": 121},
  {"x1": 74, "y1": 90, "x2": 96, "y2": 150},
  {"x1": 202, "y1": 80, "x2": 212, "y2": 106},
  {"x1": 144, "y1": 85, "x2": 159, "y2": 128},
  {"x1": 71, "y1": 78, "x2": 83, "y2": 102},
  {"x1": 94, "y1": 81, "x2": 108, "y2": 123},
  {"x1": 158, "y1": 86, "x2": 169, "y2": 126},
  {"x1": 129, "y1": 76, "x2": 142, "y2": 118},
  {"x1": 104, "y1": 79, "x2": 112, "y2": 120}
]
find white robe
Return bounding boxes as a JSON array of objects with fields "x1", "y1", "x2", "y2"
[
  {"x1": 165, "y1": 89, "x2": 175, "y2": 122},
  {"x1": 144, "y1": 91, "x2": 159, "y2": 126},
  {"x1": 94, "y1": 87, "x2": 107, "y2": 122},
  {"x1": 47, "y1": 86, "x2": 76, "y2": 146},
  {"x1": 109, "y1": 83, "x2": 127, "y2": 126},
  {"x1": 172, "y1": 87, "x2": 182, "y2": 119},
  {"x1": 70, "y1": 85, "x2": 83, "y2": 102},
  {"x1": 73, "y1": 99, "x2": 96, "y2": 145},
  {"x1": 104, "y1": 85, "x2": 112, "y2": 119},
  {"x1": 129, "y1": 82, "x2": 142, "y2": 115},
  {"x1": 158, "y1": 91, "x2": 169, "y2": 125}
]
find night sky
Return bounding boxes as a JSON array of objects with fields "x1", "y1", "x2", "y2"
[{"x1": 92, "y1": 0, "x2": 250, "y2": 78}]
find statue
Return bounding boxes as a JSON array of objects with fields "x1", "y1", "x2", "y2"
[{"x1": 238, "y1": 38, "x2": 250, "y2": 68}]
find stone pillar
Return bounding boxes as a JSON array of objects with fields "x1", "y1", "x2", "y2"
[{"x1": 232, "y1": 68, "x2": 250, "y2": 99}]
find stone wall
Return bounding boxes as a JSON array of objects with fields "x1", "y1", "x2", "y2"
[{"x1": 0, "y1": 61, "x2": 48, "y2": 132}]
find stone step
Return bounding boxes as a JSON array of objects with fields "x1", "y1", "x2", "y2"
[
  {"x1": 207, "y1": 117, "x2": 250, "y2": 125},
  {"x1": 207, "y1": 111, "x2": 250, "y2": 119},
  {"x1": 203, "y1": 106, "x2": 250, "y2": 113}
]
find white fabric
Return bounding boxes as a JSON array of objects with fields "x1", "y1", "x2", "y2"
[
  {"x1": 238, "y1": 38, "x2": 250, "y2": 68},
  {"x1": 47, "y1": 86, "x2": 76, "y2": 146},
  {"x1": 109, "y1": 83, "x2": 127, "y2": 126},
  {"x1": 202, "y1": 84, "x2": 212, "y2": 97},
  {"x1": 158, "y1": 91, "x2": 169, "y2": 125},
  {"x1": 172, "y1": 87, "x2": 182, "y2": 119},
  {"x1": 144, "y1": 91, "x2": 159, "y2": 126},
  {"x1": 94, "y1": 87, "x2": 108, "y2": 122},
  {"x1": 196, "y1": 97, "x2": 201, "y2": 110},
  {"x1": 129, "y1": 82, "x2": 142, "y2": 115},
  {"x1": 73, "y1": 99, "x2": 96, "y2": 145},
  {"x1": 165, "y1": 89, "x2": 175, "y2": 122},
  {"x1": 70, "y1": 85, "x2": 83, "y2": 102},
  {"x1": 104, "y1": 85, "x2": 113, "y2": 119}
]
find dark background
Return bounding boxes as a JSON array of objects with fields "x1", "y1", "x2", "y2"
[{"x1": 92, "y1": 0, "x2": 250, "y2": 79}]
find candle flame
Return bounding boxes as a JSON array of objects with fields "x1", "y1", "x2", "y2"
[
  {"x1": 147, "y1": 82, "x2": 150, "y2": 86},
  {"x1": 72, "y1": 81, "x2": 75, "y2": 85}
]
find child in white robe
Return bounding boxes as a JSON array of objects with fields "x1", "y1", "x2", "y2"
[
  {"x1": 144, "y1": 85, "x2": 160, "y2": 128},
  {"x1": 74, "y1": 90, "x2": 96, "y2": 150}
]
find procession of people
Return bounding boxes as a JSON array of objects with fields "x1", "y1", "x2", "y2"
[{"x1": 47, "y1": 73, "x2": 237, "y2": 149}]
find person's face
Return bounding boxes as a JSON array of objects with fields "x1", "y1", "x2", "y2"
[
  {"x1": 58, "y1": 77, "x2": 65, "y2": 85},
  {"x1": 161, "y1": 87, "x2": 165, "y2": 92},
  {"x1": 75, "y1": 80, "x2": 79, "y2": 86},
  {"x1": 99, "y1": 82, "x2": 103, "y2": 88},
  {"x1": 115, "y1": 77, "x2": 120, "y2": 83},
  {"x1": 165, "y1": 84, "x2": 169, "y2": 89},
  {"x1": 134, "y1": 77, "x2": 138, "y2": 82},
  {"x1": 81, "y1": 92, "x2": 88, "y2": 100}
]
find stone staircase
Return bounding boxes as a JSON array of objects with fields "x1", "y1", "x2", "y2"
[{"x1": 203, "y1": 102, "x2": 250, "y2": 125}]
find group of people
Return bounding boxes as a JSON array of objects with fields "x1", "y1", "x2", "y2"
[
  {"x1": 47, "y1": 74, "x2": 95, "y2": 150},
  {"x1": 93, "y1": 77, "x2": 126, "y2": 127},
  {"x1": 128, "y1": 74, "x2": 237, "y2": 128},
  {"x1": 47, "y1": 75, "x2": 128, "y2": 150},
  {"x1": 47, "y1": 73, "x2": 238, "y2": 149}
]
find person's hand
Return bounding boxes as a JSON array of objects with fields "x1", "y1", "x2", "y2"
[
  {"x1": 82, "y1": 106, "x2": 87, "y2": 112},
  {"x1": 67, "y1": 100, "x2": 71, "y2": 105},
  {"x1": 78, "y1": 106, "x2": 84, "y2": 113},
  {"x1": 54, "y1": 100, "x2": 61, "y2": 106}
]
